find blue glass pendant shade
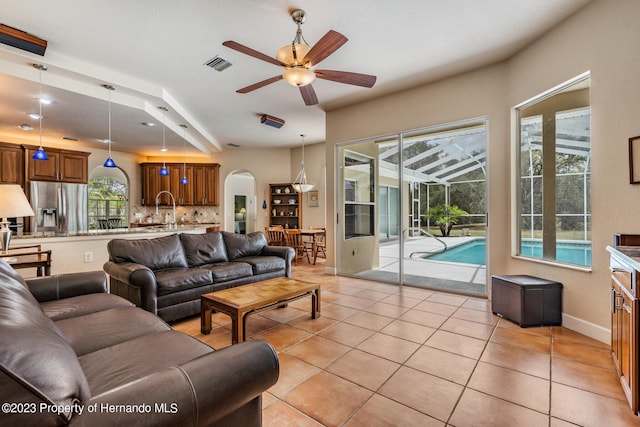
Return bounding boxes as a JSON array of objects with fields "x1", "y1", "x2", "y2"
[
  {"x1": 103, "y1": 157, "x2": 117, "y2": 168},
  {"x1": 160, "y1": 166, "x2": 169, "y2": 176},
  {"x1": 181, "y1": 176, "x2": 188, "y2": 184},
  {"x1": 32, "y1": 148, "x2": 49, "y2": 160}
]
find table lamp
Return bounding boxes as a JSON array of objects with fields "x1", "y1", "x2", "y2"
[{"x1": 0, "y1": 185, "x2": 35, "y2": 254}]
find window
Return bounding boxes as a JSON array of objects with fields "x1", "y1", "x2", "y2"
[
  {"x1": 516, "y1": 74, "x2": 591, "y2": 267},
  {"x1": 344, "y1": 150, "x2": 375, "y2": 239},
  {"x1": 88, "y1": 176, "x2": 127, "y2": 230}
]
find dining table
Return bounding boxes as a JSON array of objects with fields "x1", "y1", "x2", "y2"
[{"x1": 299, "y1": 229, "x2": 325, "y2": 265}]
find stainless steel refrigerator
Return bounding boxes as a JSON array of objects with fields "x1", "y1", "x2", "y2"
[{"x1": 29, "y1": 181, "x2": 88, "y2": 233}]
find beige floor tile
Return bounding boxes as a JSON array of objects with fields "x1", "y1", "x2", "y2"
[
  {"x1": 263, "y1": 400, "x2": 324, "y2": 427},
  {"x1": 319, "y1": 302, "x2": 359, "y2": 321},
  {"x1": 354, "y1": 289, "x2": 393, "y2": 301},
  {"x1": 380, "y1": 319, "x2": 436, "y2": 344},
  {"x1": 317, "y1": 322, "x2": 376, "y2": 347},
  {"x1": 490, "y1": 326, "x2": 551, "y2": 353},
  {"x1": 284, "y1": 372, "x2": 372, "y2": 427},
  {"x1": 269, "y1": 353, "x2": 320, "y2": 398},
  {"x1": 356, "y1": 332, "x2": 420, "y2": 363},
  {"x1": 552, "y1": 340, "x2": 615, "y2": 369},
  {"x1": 551, "y1": 326, "x2": 610, "y2": 350},
  {"x1": 551, "y1": 382, "x2": 639, "y2": 427},
  {"x1": 427, "y1": 293, "x2": 469, "y2": 307},
  {"x1": 551, "y1": 357, "x2": 626, "y2": 401},
  {"x1": 260, "y1": 306, "x2": 308, "y2": 323},
  {"x1": 413, "y1": 300, "x2": 458, "y2": 316},
  {"x1": 468, "y1": 362, "x2": 550, "y2": 413},
  {"x1": 461, "y1": 298, "x2": 490, "y2": 311},
  {"x1": 405, "y1": 345, "x2": 477, "y2": 385},
  {"x1": 343, "y1": 311, "x2": 394, "y2": 331},
  {"x1": 379, "y1": 293, "x2": 423, "y2": 308},
  {"x1": 378, "y1": 366, "x2": 463, "y2": 422},
  {"x1": 453, "y1": 307, "x2": 499, "y2": 325},
  {"x1": 285, "y1": 335, "x2": 351, "y2": 368},
  {"x1": 450, "y1": 388, "x2": 549, "y2": 427},
  {"x1": 399, "y1": 308, "x2": 448, "y2": 328},
  {"x1": 440, "y1": 317, "x2": 495, "y2": 340},
  {"x1": 250, "y1": 324, "x2": 312, "y2": 351},
  {"x1": 327, "y1": 349, "x2": 400, "y2": 391},
  {"x1": 286, "y1": 314, "x2": 337, "y2": 334},
  {"x1": 363, "y1": 301, "x2": 410, "y2": 318},
  {"x1": 332, "y1": 294, "x2": 377, "y2": 310},
  {"x1": 345, "y1": 394, "x2": 444, "y2": 427},
  {"x1": 425, "y1": 330, "x2": 487, "y2": 359},
  {"x1": 480, "y1": 341, "x2": 550, "y2": 379}
]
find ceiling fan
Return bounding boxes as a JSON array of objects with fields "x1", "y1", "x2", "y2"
[{"x1": 223, "y1": 9, "x2": 376, "y2": 106}]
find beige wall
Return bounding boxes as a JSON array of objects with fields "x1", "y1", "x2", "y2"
[{"x1": 326, "y1": 0, "x2": 640, "y2": 341}]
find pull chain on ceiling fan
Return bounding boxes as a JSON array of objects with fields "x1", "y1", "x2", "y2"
[{"x1": 223, "y1": 9, "x2": 376, "y2": 106}]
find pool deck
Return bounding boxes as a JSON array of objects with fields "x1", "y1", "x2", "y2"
[{"x1": 354, "y1": 236, "x2": 488, "y2": 296}]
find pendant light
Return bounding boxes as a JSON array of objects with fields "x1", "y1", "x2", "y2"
[
  {"x1": 180, "y1": 124, "x2": 188, "y2": 184},
  {"x1": 159, "y1": 106, "x2": 169, "y2": 176},
  {"x1": 102, "y1": 84, "x2": 117, "y2": 168},
  {"x1": 292, "y1": 134, "x2": 315, "y2": 193},
  {"x1": 31, "y1": 64, "x2": 48, "y2": 160}
]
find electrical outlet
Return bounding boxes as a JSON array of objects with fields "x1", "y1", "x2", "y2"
[{"x1": 84, "y1": 252, "x2": 93, "y2": 263}]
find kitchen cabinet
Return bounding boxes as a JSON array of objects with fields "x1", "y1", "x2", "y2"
[
  {"x1": 269, "y1": 183, "x2": 302, "y2": 229},
  {"x1": 141, "y1": 163, "x2": 219, "y2": 206},
  {"x1": 608, "y1": 245, "x2": 640, "y2": 415},
  {"x1": 24, "y1": 145, "x2": 90, "y2": 183},
  {"x1": 0, "y1": 142, "x2": 24, "y2": 185}
]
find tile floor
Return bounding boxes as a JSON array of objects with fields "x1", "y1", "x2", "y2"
[{"x1": 173, "y1": 260, "x2": 640, "y2": 427}]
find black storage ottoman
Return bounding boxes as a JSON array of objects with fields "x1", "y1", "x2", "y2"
[{"x1": 491, "y1": 275, "x2": 562, "y2": 327}]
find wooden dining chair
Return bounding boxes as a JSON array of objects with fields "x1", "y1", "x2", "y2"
[
  {"x1": 283, "y1": 229, "x2": 311, "y2": 264},
  {"x1": 309, "y1": 227, "x2": 326, "y2": 259},
  {"x1": 264, "y1": 226, "x2": 285, "y2": 246}
]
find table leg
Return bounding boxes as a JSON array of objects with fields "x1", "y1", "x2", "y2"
[
  {"x1": 201, "y1": 301, "x2": 212, "y2": 335},
  {"x1": 231, "y1": 309, "x2": 242, "y2": 344},
  {"x1": 311, "y1": 287, "x2": 321, "y2": 319}
]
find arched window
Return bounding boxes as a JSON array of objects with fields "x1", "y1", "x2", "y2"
[{"x1": 88, "y1": 168, "x2": 128, "y2": 230}]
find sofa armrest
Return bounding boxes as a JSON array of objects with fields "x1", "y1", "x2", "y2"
[
  {"x1": 262, "y1": 245, "x2": 295, "y2": 277},
  {"x1": 26, "y1": 271, "x2": 108, "y2": 303},
  {"x1": 103, "y1": 261, "x2": 158, "y2": 313},
  {"x1": 73, "y1": 340, "x2": 279, "y2": 427}
]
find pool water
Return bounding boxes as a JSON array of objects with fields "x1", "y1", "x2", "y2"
[{"x1": 425, "y1": 239, "x2": 592, "y2": 267}]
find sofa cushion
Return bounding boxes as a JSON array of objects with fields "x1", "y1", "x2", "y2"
[
  {"x1": 222, "y1": 231, "x2": 267, "y2": 260},
  {"x1": 108, "y1": 234, "x2": 188, "y2": 270},
  {"x1": 181, "y1": 231, "x2": 229, "y2": 266},
  {"x1": 42, "y1": 293, "x2": 134, "y2": 321},
  {"x1": 155, "y1": 267, "x2": 213, "y2": 296},
  {"x1": 55, "y1": 306, "x2": 171, "y2": 356},
  {"x1": 204, "y1": 262, "x2": 253, "y2": 283},
  {"x1": 0, "y1": 259, "x2": 90, "y2": 424},
  {"x1": 236, "y1": 256, "x2": 286, "y2": 275},
  {"x1": 79, "y1": 330, "x2": 213, "y2": 396}
]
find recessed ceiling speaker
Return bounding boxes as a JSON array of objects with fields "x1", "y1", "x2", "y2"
[
  {"x1": 261, "y1": 114, "x2": 285, "y2": 129},
  {"x1": 0, "y1": 24, "x2": 47, "y2": 56}
]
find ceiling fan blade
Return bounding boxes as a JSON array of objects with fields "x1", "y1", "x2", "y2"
[
  {"x1": 315, "y1": 69, "x2": 377, "y2": 88},
  {"x1": 299, "y1": 84, "x2": 319, "y2": 106},
  {"x1": 237, "y1": 75, "x2": 283, "y2": 94},
  {"x1": 223, "y1": 40, "x2": 284, "y2": 67},
  {"x1": 302, "y1": 30, "x2": 348, "y2": 67}
]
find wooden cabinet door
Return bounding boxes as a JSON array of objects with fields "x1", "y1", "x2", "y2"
[
  {"x1": 27, "y1": 149, "x2": 59, "y2": 181},
  {"x1": 0, "y1": 143, "x2": 23, "y2": 185},
  {"x1": 142, "y1": 164, "x2": 161, "y2": 206},
  {"x1": 59, "y1": 152, "x2": 88, "y2": 183},
  {"x1": 193, "y1": 165, "x2": 218, "y2": 206},
  {"x1": 168, "y1": 164, "x2": 193, "y2": 205},
  {"x1": 205, "y1": 164, "x2": 219, "y2": 206},
  {"x1": 620, "y1": 289, "x2": 635, "y2": 411}
]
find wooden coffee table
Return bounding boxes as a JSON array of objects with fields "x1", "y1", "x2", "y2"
[{"x1": 200, "y1": 277, "x2": 320, "y2": 343}]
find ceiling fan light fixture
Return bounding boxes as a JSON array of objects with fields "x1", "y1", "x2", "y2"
[
  {"x1": 276, "y1": 43, "x2": 311, "y2": 66},
  {"x1": 282, "y1": 66, "x2": 315, "y2": 87}
]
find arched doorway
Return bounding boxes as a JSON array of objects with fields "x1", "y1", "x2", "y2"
[{"x1": 223, "y1": 170, "x2": 256, "y2": 234}]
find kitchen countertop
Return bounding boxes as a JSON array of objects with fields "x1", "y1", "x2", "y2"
[
  {"x1": 13, "y1": 223, "x2": 220, "y2": 240},
  {"x1": 607, "y1": 245, "x2": 640, "y2": 271}
]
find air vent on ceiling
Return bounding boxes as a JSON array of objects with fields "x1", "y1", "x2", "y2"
[
  {"x1": 62, "y1": 136, "x2": 78, "y2": 141},
  {"x1": 205, "y1": 56, "x2": 233, "y2": 71}
]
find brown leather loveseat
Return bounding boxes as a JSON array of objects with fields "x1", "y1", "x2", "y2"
[
  {"x1": 0, "y1": 258, "x2": 279, "y2": 426},
  {"x1": 103, "y1": 231, "x2": 295, "y2": 322}
]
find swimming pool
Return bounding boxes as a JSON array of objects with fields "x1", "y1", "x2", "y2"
[{"x1": 425, "y1": 238, "x2": 592, "y2": 267}]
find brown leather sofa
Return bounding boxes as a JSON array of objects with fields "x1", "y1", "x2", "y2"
[
  {"x1": 104, "y1": 231, "x2": 295, "y2": 322},
  {"x1": 0, "y1": 258, "x2": 279, "y2": 426}
]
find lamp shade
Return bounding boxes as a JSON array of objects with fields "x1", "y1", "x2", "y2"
[
  {"x1": 282, "y1": 67, "x2": 315, "y2": 87},
  {"x1": 277, "y1": 43, "x2": 311, "y2": 66},
  {"x1": 0, "y1": 185, "x2": 35, "y2": 218}
]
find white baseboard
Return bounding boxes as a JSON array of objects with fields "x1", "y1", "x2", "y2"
[
  {"x1": 324, "y1": 266, "x2": 337, "y2": 275},
  {"x1": 562, "y1": 313, "x2": 610, "y2": 345}
]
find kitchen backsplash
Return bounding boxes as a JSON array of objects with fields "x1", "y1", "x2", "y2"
[{"x1": 130, "y1": 205, "x2": 220, "y2": 225}]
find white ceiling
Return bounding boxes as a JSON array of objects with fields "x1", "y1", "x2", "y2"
[{"x1": 0, "y1": 0, "x2": 591, "y2": 158}]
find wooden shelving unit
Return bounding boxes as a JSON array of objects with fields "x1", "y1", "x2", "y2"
[{"x1": 269, "y1": 183, "x2": 301, "y2": 229}]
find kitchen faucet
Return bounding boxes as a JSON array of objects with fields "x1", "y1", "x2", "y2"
[{"x1": 155, "y1": 191, "x2": 176, "y2": 228}]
